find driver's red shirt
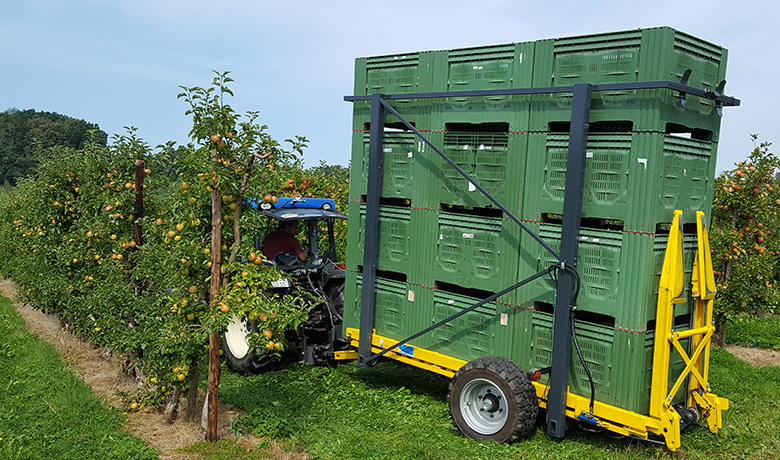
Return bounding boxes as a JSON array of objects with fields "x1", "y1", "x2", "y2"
[{"x1": 261, "y1": 231, "x2": 303, "y2": 260}]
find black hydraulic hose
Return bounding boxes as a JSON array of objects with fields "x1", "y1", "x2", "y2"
[
  {"x1": 571, "y1": 309, "x2": 596, "y2": 416},
  {"x1": 560, "y1": 264, "x2": 595, "y2": 416},
  {"x1": 306, "y1": 265, "x2": 343, "y2": 325}
]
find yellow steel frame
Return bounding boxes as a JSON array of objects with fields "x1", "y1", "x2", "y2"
[
  {"x1": 344, "y1": 328, "x2": 467, "y2": 378},
  {"x1": 647, "y1": 210, "x2": 728, "y2": 449},
  {"x1": 343, "y1": 210, "x2": 727, "y2": 450}
]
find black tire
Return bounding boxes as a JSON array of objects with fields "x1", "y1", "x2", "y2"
[
  {"x1": 326, "y1": 281, "x2": 345, "y2": 310},
  {"x1": 222, "y1": 313, "x2": 276, "y2": 375},
  {"x1": 448, "y1": 356, "x2": 538, "y2": 443}
]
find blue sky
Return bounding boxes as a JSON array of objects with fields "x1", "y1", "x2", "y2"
[{"x1": 1, "y1": 0, "x2": 776, "y2": 172}]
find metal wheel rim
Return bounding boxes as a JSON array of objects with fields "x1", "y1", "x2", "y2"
[
  {"x1": 459, "y1": 378, "x2": 509, "y2": 435},
  {"x1": 225, "y1": 313, "x2": 251, "y2": 358}
]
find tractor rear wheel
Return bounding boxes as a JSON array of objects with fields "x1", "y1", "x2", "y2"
[{"x1": 448, "y1": 356, "x2": 538, "y2": 443}]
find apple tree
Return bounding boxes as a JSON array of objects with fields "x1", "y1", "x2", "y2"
[
  {"x1": 173, "y1": 71, "x2": 314, "y2": 439},
  {"x1": 710, "y1": 136, "x2": 780, "y2": 344}
]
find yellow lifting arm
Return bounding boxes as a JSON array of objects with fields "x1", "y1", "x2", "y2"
[{"x1": 648, "y1": 210, "x2": 729, "y2": 450}]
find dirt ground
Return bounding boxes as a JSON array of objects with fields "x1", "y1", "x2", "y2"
[
  {"x1": 2, "y1": 277, "x2": 779, "y2": 459},
  {"x1": 0, "y1": 277, "x2": 306, "y2": 460},
  {"x1": 723, "y1": 343, "x2": 780, "y2": 367}
]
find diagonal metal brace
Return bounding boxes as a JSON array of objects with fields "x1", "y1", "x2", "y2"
[
  {"x1": 363, "y1": 265, "x2": 559, "y2": 364},
  {"x1": 379, "y1": 99, "x2": 561, "y2": 261}
]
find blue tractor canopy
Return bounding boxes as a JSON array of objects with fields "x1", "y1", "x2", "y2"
[
  {"x1": 247, "y1": 196, "x2": 347, "y2": 266},
  {"x1": 253, "y1": 196, "x2": 346, "y2": 221}
]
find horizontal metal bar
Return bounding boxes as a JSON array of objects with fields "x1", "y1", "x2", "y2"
[
  {"x1": 344, "y1": 80, "x2": 740, "y2": 106},
  {"x1": 671, "y1": 325, "x2": 714, "y2": 341},
  {"x1": 364, "y1": 265, "x2": 558, "y2": 364}
]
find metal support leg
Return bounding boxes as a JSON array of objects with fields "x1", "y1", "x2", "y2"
[
  {"x1": 547, "y1": 83, "x2": 592, "y2": 438},
  {"x1": 358, "y1": 94, "x2": 385, "y2": 368}
]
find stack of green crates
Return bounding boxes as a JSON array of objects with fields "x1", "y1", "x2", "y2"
[
  {"x1": 345, "y1": 26, "x2": 728, "y2": 415},
  {"x1": 529, "y1": 28, "x2": 728, "y2": 137},
  {"x1": 522, "y1": 132, "x2": 718, "y2": 231}
]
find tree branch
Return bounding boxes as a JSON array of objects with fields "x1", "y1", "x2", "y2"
[
  {"x1": 252, "y1": 150, "x2": 274, "y2": 161},
  {"x1": 224, "y1": 155, "x2": 256, "y2": 286}
]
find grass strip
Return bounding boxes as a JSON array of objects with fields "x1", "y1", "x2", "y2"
[
  {"x1": 218, "y1": 349, "x2": 780, "y2": 460},
  {"x1": 726, "y1": 315, "x2": 780, "y2": 350},
  {"x1": 0, "y1": 294, "x2": 159, "y2": 460}
]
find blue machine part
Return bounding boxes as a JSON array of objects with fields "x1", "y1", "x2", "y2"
[{"x1": 247, "y1": 196, "x2": 347, "y2": 221}]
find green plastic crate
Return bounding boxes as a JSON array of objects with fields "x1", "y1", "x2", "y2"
[
  {"x1": 419, "y1": 131, "x2": 528, "y2": 213},
  {"x1": 528, "y1": 310, "x2": 689, "y2": 415},
  {"x1": 343, "y1": 276, "x2": 533, "y2": 368},
  {"x1": 522, "y1": 132, "x2": 717, "y2": 232},
  {"x1": 343, "y1": 271, "x2": 426, "y2": 342},
  {"x1": 343, "y1": 269, "x2": 361, "y2": 332},
  {"x1": 345, "y1": 202, "x2": 438, "y2": 282},
  {"x1": 426, "y1": 212, "x2": 527, "y2": 294},
  {"x1": 345, "y1": 201, "x2": 410, "y2": 273},
  {"x1": 348, "y1": 131, "x2": 428, "y2": 205},
  {"x1": 410, "y1": 285, "x2": 521, "y2": 363},
  {"x1": 351, "y1": 99, "x2": 432, "y2": 132},
  {"x1": 518, "y1": 222, "x2": 699, "y2": 332},
  {"x1": 429, "y1": 41, "x2": 535, "y2": 130},
  {"x1": 353, "y1": 51, "x2": 439, "y2": 130},
  {"x1": 530, "y1": 27, "x2": 728, "y2": 135},
  {"x1": 354, "y1": 51, "x2": 438, "y2": 96}
]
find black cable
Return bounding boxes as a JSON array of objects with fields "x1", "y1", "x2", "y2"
[
  {"x1": 560, "y1": 263, "x2": 595, "y2": 416},
  {"x1": 571, "y1": 308, "x2": 596, "y2": 416}
]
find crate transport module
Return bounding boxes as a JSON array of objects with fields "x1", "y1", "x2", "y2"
[{"x1": 344, "y1": 27, "x2": 738, "y2": 450}]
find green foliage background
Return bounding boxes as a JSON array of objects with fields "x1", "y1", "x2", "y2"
[
  {"x1": 0, "y1": 73, "x2": 350, "y2": 409},
  {"x1": 0, "y1": 108, "x2": 108, "y2": 186},
  {"x1": 710, "y1": 136, "x2": 780, "y2": 339}
]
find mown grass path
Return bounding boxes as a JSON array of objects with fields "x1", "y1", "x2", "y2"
[{"x1": 0, "y1": 294, "x2": 159, "y2": 460}]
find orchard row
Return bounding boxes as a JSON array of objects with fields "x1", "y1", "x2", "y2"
[
  {"x1": 0, "y1": 73, "x2": 349, "y2": 411},
  {"x1": 710, "y1": 136, "x2": 780, "y2": 337}
]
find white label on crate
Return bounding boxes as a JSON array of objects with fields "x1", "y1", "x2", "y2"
[
  {"x1": 384, "y1": 148, "x2": 392, "y2": 153},
  {"x1": 518, "y1": 53, "x2": 523, "y2": 63},
  {"x1": 468, "y1": 182, "x2": 476, "y2": 192},
  {"x1": 638, "y1": 158, "x2": 648, "y2": 170},
  {"x1": 439, "y1": 233, "x2": 444, "y2": 240},
  {"x1": 592, "y1": 238, "x2": 600, "y2": 242},
  {"x1": 586, "y1": 151, "x2": 594, "y2": 158},
  {"x1": 463, "y1": 144, "x2": 469, "y2": 150},
  {"x1": 500, "y1": 313, "x2": 508, "y2": 326},
  {"x1": 479, "y1": 144, "x2": 486, "y2": 150},
  {"x1": 408, "y1": 151, "x2": 413, "y2": 158},
  {"x1": 408, "y1": 290, "x2": 415, "y2": 302},
  {"x1": 684, "y1": 168, "x2": 687, "y2": 176},
  {"x1": 473, "y1": 65, "x2": 483, "y2": 70},
  {"x1": 463, "y1": 233, "x2": 475, "y2": 239},
  {"x1": 448, "y1": 299, "x2": 455, "y2": 304}
]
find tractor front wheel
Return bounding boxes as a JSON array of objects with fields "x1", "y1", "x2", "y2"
[{"x1": 222, "y1": 313, "x2": 277, "y2": 375}]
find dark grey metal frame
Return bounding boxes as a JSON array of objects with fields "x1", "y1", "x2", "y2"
[{"x1": 344, "y1": 80, "x2": 739, "y2": 439}]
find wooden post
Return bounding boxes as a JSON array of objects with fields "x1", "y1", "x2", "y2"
[
  {"x1": 206, "y1": 171, "x2": 222, "y2": 442},
  {"x1": 207, "y1": 330, "x2": 220, "y2": 440}
]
